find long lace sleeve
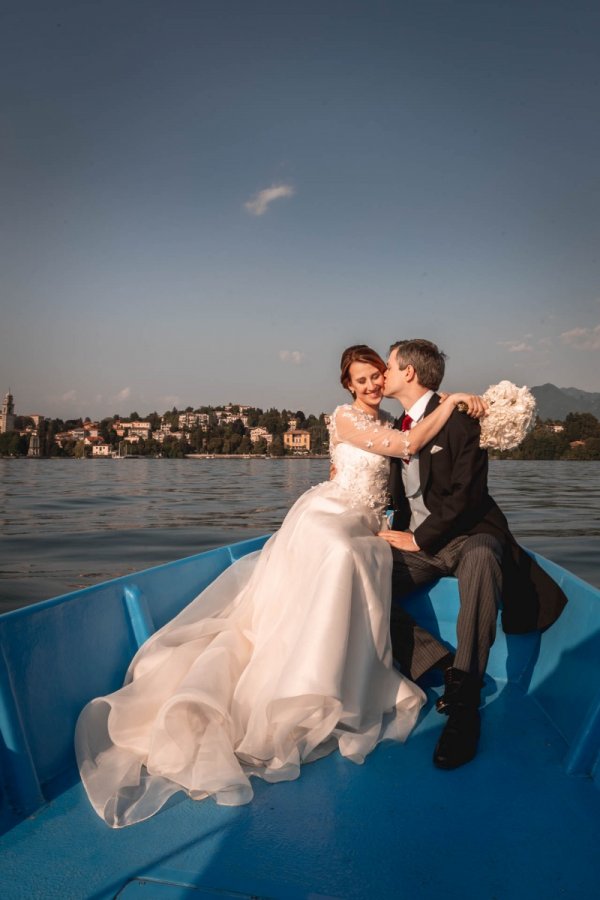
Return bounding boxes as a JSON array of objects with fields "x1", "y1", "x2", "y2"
[
  {"x1": 332, "y1": 406, "x2": 410, "y2": 458},
  {"x1": 333, "y1": 397, "x2": 461, "y2": 459}
]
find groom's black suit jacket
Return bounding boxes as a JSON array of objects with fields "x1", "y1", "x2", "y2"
[{"x1": 389, "y1": 393, "x2": 567, "y2": 634}]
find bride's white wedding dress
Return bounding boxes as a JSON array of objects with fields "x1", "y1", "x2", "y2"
[{"x1": 75, "y1": 405, "x2": 425, "y2": 827}]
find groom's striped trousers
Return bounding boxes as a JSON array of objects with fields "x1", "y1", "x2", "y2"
[{"x1": 390, "y1": 533, "x2": 503, "y2": 680}]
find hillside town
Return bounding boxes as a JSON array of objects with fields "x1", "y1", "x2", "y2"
[
  {"x1": 0, "y1": 392, "x2": 330, "y2": 458},
  {"x1": 1, "y1": 390, "x2": 600, "y2": 460}
]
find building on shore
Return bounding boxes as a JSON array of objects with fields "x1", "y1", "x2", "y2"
[
  {"x1": 179, "y1": 412, "x2": 210, "y2": 429},
  {"x1": 283, "y1": 429, "x2": 311, "y2": 453},
  {"x1": 114, "y1": 420, "x2": 152, "y2": 439},
  {"x1": 27, "y1": 432, "x2": 41, "y2": 457},
  {"x1": 250, "y1": 427, "x2": 273, "y2": 446},
  {"x1": 92, "y1": 443, "x2": 111, "y2": 457}
]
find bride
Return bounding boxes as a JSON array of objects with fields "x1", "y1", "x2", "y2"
[{"x1": 75, "y1": 344, "x2": 484, "y2": 827}]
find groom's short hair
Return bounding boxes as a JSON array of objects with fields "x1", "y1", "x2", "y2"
[{"x1": 389, "y1": 339, "x2": 447, "y2": 391}]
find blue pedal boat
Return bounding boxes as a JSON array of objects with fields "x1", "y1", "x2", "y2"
[{"x1": 1, "y1": 536, "x2": 599, "y2": 899}]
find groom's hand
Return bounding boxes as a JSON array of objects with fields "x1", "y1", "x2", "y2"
[{"x1": 377, "y1": 530, "x2": 421, "y2": 552}]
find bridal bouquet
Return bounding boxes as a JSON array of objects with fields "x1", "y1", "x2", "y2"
[{"x1": 468, "y1": 381, "x2": 537, "y2": 451}]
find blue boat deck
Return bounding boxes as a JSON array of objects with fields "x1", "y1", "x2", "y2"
[
  {"x1": 1, "y1": 539, "x2": 599, "y2": 899},
  {"x1": 2, "y1": 684, "x2": 599, "y2": 899}
]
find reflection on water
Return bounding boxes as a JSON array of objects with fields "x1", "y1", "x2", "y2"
[{"x1": 0, "y1": 458, "x2": 598, "y2": 611}]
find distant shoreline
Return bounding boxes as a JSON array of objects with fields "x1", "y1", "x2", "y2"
[
  {"x1": 0, "y1": 453, "x2": 332, "y2": 461},
  {"x1": 1, "y1": 454, "x2": 600, "y2": 462},
  {"x1": 184, "y1": 454, "x2": 330, "y2": 460}
]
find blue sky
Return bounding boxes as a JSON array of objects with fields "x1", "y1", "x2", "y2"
[{"x1": 1, "y1": 0, "x2": 599, "y2": 420}]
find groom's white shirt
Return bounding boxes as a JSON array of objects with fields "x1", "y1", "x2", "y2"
[{"x1": 402, "y1": 390, "x2": 434, "y2": 533}]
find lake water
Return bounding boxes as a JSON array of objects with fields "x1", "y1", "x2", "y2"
[{"x1": 0, "y1": 458, "x2": 598, "y2": 612}]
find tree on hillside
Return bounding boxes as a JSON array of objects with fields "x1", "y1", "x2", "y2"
[
  {"x1": 517, "y1": 429, "x2": 569, "y2": 460},
  {"x1": 14, "y1": 416, "x2": 34, "y2": 430},
  {"x1": 245, "y1": 408, "x2": 262, "y2": 427},
  {"x1": 237, "y1": 435, "x2": 252, "y2": 454},
  {"x1": 161, "y1": 409, "x2": 179, "y2": 430},
  {"x1": 261, "y1": 409, "x2": 285, "y2": 435},
  {"x1": 0, "y1": 431, "x2": 27, "y2": 456},
  {"x1": 161, "y1": 436, "x2": 187, "y2": 458},
  {"x1": 40, "y1": 419, "x2": 56, "y2": 457},
  {"x1": 189, "y1": 426, "x2": 205, "y2": 452},
  {"x1": 225, "y1": 433, "x2": 243, "y2": 454},
  {"x1": 270, "y1": 435, "x2": 285, "y2": 457},
  {"x1": 565, "y1": 437, "x2": 600, "y2": 460},
  {"x1": 564, "y1": 412, "x2": 600, "y2": 442},
  {"x1": 99, "y1": 418, "x2": 121, "y2": 443},
  {"x1": 207, "y1": 435, "x2": 224, "y2": 454}
]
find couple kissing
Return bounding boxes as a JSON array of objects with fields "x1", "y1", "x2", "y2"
[{"x1": 75, "y1": 338, "x2": 567, "y2": 827}]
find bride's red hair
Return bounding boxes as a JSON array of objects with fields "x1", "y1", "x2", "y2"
[{"x1": 340, "y1": 345, "x2": 386, "y2": 391}]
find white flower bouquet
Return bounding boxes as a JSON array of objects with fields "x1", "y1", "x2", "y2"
[{"x1": 476, "y1": 380, "x2": 537, "y2": 451}]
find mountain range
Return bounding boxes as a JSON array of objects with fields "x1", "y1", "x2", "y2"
[{"x1": 531, "y1": 384, "x2": 600, "y2": 421}]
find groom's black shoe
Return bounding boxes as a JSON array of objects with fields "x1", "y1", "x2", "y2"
[{"x1": 433, "y1": 667, "x2": 481, "y2": 770}]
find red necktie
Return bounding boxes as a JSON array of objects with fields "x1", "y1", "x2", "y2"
[{"x1": 401, "y1": 414, "x2": 412, "y2": 463}]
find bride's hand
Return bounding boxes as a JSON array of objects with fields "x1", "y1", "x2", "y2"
[{"x1": 448, "y1": 392, "x2": 487, "y2": 418}]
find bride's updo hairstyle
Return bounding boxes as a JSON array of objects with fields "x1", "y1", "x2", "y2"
[{"x1": 340, "y1": 345, "x2": 386, "y2": 395}]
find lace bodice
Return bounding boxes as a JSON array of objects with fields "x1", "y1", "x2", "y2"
[{"x1": 328, "y1": 405, "x2": 404, "y2": 516}]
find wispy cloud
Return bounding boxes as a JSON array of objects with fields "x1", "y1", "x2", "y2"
[
  {"x1": 497, "y1": 340, "x2": 533, "y2": 353},
  {"x1": 560, "y1": 324, "x2": 600, "y2": 351},
  {"x1": 279, "y1": 350, "x2": 305, "y2": 364},
  {"x1": 245, "y1": 183, "x2": 295, "y2": 216},
  {"x1": 115, "y1": 387, "x2": 131, "y2": 402},
  {"x1": 61, "y1": 389, "x2": 77, "y2": 402},
  {"x1": 160, "y1": 395, "x2": 181, "y2": 409}
]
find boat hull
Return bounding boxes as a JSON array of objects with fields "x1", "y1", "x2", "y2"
[{"x1": 1, "y1": 538, "x2": 599, "y2": 898}]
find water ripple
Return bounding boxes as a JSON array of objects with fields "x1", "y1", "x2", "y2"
[{"x1": 0, "y1": 458, "x2": 598, "y2": 611}]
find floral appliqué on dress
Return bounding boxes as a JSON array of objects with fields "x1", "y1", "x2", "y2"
[{"x1": 328, "y1": 404, "x2": 401, "y2": 516}]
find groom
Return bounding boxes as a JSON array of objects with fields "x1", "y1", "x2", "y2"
[{"x1": 378, "y1": 339, "x2": 567, "y2": 769}]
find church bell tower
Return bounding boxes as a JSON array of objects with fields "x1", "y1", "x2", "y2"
[{"x1": 1, "y1": 391, "x2": 16, "y2": 433}]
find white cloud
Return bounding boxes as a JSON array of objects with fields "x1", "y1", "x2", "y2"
[
  {"x1": 497, "y1": 340, "x2": 533, "y2": 353},
  {"x1": 115, "y1": 387, "x2": 131, "y2": 402},
  {"x1": 61, "y1": 389, "x2": 77, "y2": 402},
  {"x1": 279, "y1": 350, "x2": 305, "y2": 364},
  {"x1": 560, "y1": 325, "x2": 600, "y2": 351},
  {"x1": 245, "y1": 183, "x2": 295, "y2": 216}
]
